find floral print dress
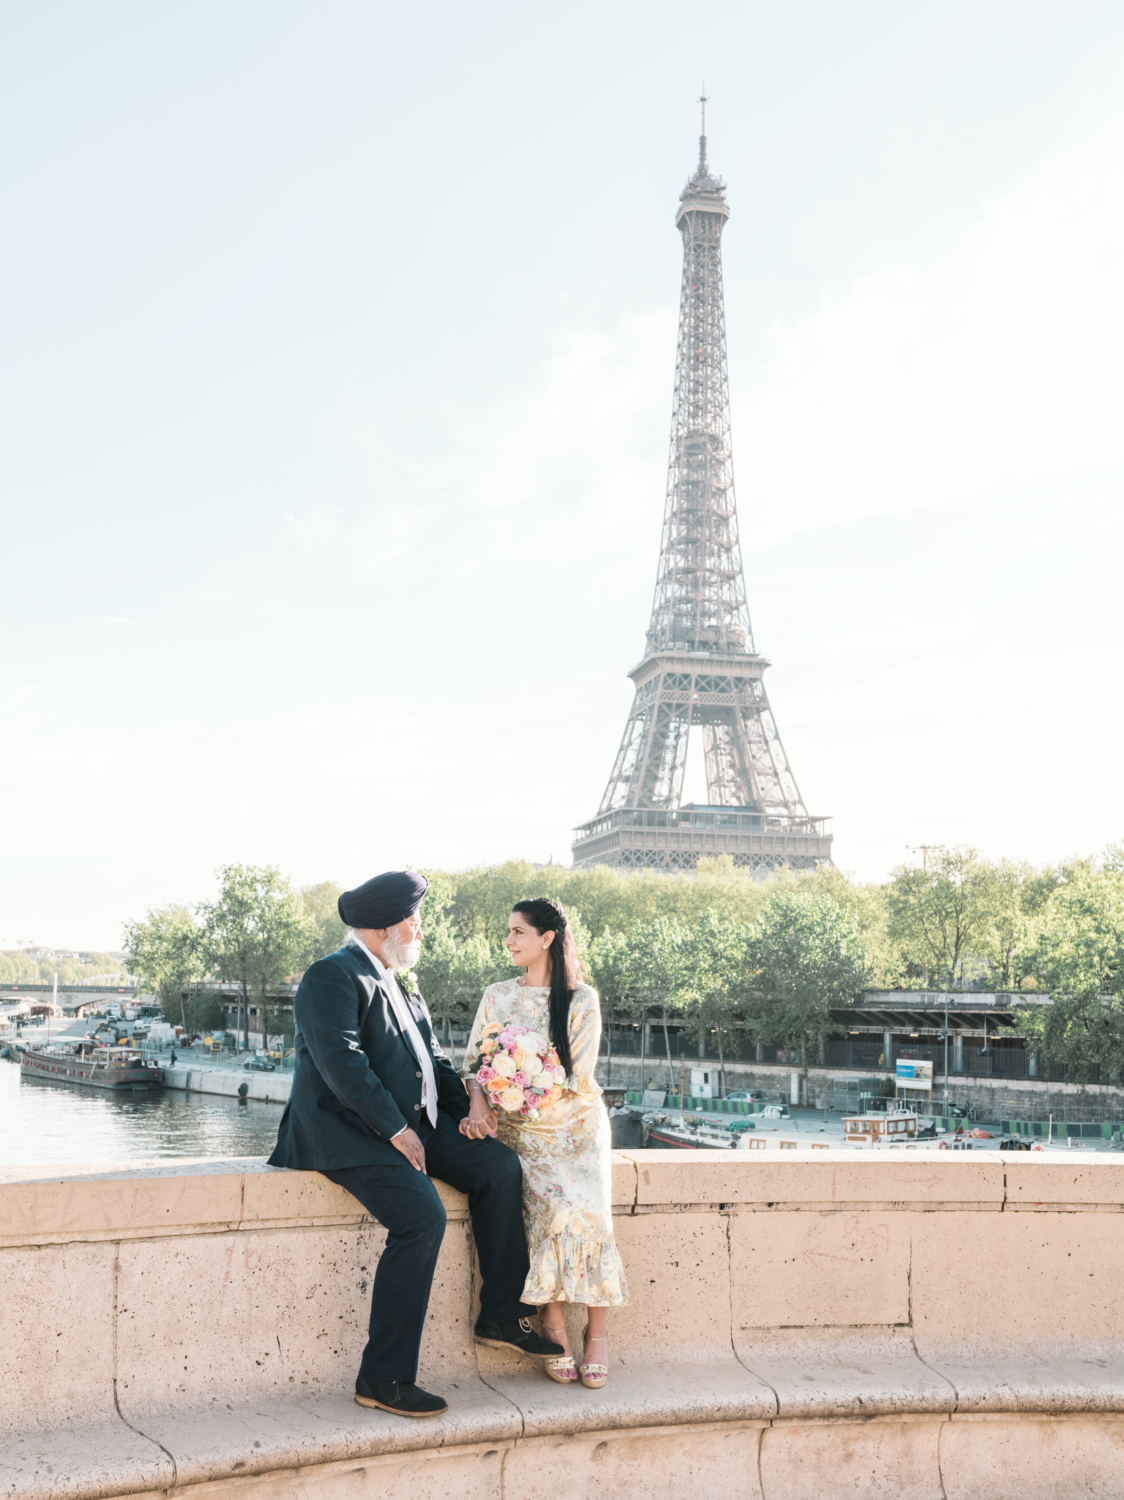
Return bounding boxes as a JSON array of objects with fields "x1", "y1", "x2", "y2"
[{"x1": 463, "y1": 978, "x2": 630, "y2": 1307}]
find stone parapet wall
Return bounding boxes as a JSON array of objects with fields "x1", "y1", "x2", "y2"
[{"x1": 3, "y1": 1154, "x2": 1124, "y2": 1499}]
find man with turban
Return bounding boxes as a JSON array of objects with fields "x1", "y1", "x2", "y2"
[{"x1": 269, "y1": 869, "x2": 561, "y2": 1416}]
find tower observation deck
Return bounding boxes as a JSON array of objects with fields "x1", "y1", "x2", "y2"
[{"x1": 572, "y1": 107, "x2": 832, "y2": 875}]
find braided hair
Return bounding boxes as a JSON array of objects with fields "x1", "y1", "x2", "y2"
[{"x1": 511, "y1": 897, "x2": 582, "y2": 1077}]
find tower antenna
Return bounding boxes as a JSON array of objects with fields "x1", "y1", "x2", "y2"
[{"x1": 698, "y1": 85, "x2": 708, "y2": 171}]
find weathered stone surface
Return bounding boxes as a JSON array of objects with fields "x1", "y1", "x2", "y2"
[
  {"x1": 911, "y1": 1210, "x2": 1124, "y2": 1361},
  {"x1": 941, "y1": 1414, "x2": 1124, "y2": 1499},
  {"x1": 618, "y1": 1150, "x2": 1004, "y2": 1208},
  {"x1": 610, "y1": 1210, "x2": 734, "y2": 1357},
  {"x1": 737, "y1": 1326, "x2": 954, "y2": 1419},
  {"x1": 1004, "y1": 1156, "x2": 1124, "y2": 1211},
  {"x1": 0, "y1": 1243, "x2": 118, "y2": 1436},
  {"x1": 133, "y1": 1388, "x2": 520, "y2": 1493},
  {"x1": 480, "y1": 1360, "x2": 775, "y2": 1439},
  {"x1": 503, "y1": 1419, "x2": 766, "y2": 1500},
  {"x1": 730, "y1": 1208, "x2": 911, "y2": 1328},
  {"x1": 0, "y1": 1420, "x2": 173, "y2": 1500},
  {"x1": 608, "y1": 1152, "x2": 636, "y2": 1210},
  {"x1": 0, "y1": 1163, "x2": 243, "y2": 1247},
  {"x1": 760, "y1": 1414, "x2": 946, "y2": 1500}
]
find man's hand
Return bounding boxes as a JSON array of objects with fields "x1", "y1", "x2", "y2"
[
  {"x1": 391, "y1": 1127, "x2": 426, "y2": 1171},
  {"x1": 459, "y1": 1093, "x2": 498, "y2": 1140}
]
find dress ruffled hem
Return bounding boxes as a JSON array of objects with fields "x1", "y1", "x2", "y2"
[{"x1": 521, "y1": 1232, "x2": 630, "y2": 1307}]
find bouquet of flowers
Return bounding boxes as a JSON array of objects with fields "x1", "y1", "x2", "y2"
[{"x1": 472, "y1": 1021, "x2": 567, "y2": 1119}]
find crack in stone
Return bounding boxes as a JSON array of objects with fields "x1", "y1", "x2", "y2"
[
  {"x1": 723, "y1": 1209, "x2": 781, "y2": 1434},
  {"x1": 906, "y1": 1216, "x2": 960, "y2": 1425},
  {"x1": 111, "y1": 1241, "x2": 179, "y2": 1492}
]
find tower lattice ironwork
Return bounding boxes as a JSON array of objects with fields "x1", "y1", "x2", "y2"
[{"x1": 572, "y1": 105, "x2": 832, "y2": 874}]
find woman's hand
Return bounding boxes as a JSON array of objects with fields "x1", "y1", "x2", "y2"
[{"x1": 459, "y1": 1089, "x2": 498, "y2": 1139}]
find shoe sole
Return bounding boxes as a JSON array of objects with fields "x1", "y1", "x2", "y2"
[
  {"x1": 473, "y1": 1335, "x2": 557, "y2": 1358},
  {"x1": 354, "y1": 1393, "x2": 448, "y2": 1417}
]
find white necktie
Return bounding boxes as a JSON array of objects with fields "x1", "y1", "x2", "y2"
[{"x1": 385, "y1": 977, "x2": 438, "y2": 1128}]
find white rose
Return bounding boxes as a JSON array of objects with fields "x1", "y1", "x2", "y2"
[
  {"x1": 519, "y1": 1031, "x2": 549, "y2": 1058},
  {"x1": 493, "y1": 1053, "x2": 517, "y2": 1078},
  {"x1": 530, "y1": 1072, "x2": 553, "y2": 1091},
  {"x1": 498, "y1": 1086, "x2": 525, "y2": 1111}
]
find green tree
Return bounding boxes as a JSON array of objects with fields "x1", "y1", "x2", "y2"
[
  {"x1": 675, "y1": 912, "x2": 749, "y2": 1094},
  {"x1": 585, "y1": 928, "x2": 633, "y2": 1088},
  {"x1": 978, "y1": 858, "x2": 1059, "y2": 990},
  {"x1": 0, "y1": 951, "x2": 41, "y2": 984},
  {"x1": 611, "y1": 916, "x2": 694, "y2": 1092},
  {"x1": 299, "y1": 881, "x2": 348, "y2": 965},
  {"x1": 886, "y1": 845, "x2": 991, "y2": 987},
  {"x1": 415, "y1": 871, "x2": 505, "y2": 1043},
  {"x1": 198, "y1": 865, "x2": 308, "y2": 1051},
  {"x1": 123, "y1": 904, "x2": 209, "y2": 1030},
  {"x1": 1020, "y1": 866, "x2": 1124, "y2": 1082},
  {"x1": 741, "y1": 891, "x2": 868, "y2": 1078}
]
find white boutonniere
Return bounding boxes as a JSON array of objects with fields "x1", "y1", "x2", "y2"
[{"x1": 398, "y1": 969, "x2": 419, "y2": 996}]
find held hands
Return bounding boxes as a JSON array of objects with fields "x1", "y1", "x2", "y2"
[
  {"x1": 391, "y1": 1127, "x2": 426, "y2": 1171},
  {"x1": 459, "y1": 1092, "x2": 498, "y2": 1140}
]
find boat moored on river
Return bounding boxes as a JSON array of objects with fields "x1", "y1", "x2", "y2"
[{"x1": 17, "y1": 1043, "x2": 163, "y2": 1090}]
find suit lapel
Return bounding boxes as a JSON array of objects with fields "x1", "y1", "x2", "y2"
[{"x1": 345, "y1": 942, "x2": 426, "y2": 1067}]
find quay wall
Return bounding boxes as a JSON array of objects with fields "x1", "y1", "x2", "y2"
[
  {"x1": 161, "y1": 1063, "x2": 292, "y2": 1105},
  {"x1": 594, "y1": 1055, "x2": 1124, "y2": 1120},
  {"x1": 3, "y1": 1154, "x2": 1124, "y2": 1499}
]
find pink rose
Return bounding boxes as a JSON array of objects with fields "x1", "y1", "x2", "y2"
[
  {"x1": 511, "y1": 1071, "x2": 530, "y2": 1088},
  {"x1": 476, "y1": 1065, "x2": 497, "y2": 1083}
]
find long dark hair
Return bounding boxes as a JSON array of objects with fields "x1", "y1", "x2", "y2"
[{"x1": 511, "y1": 897, "x2": 583, "y2": 1076}]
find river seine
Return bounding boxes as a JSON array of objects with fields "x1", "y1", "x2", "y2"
[{"x1": 0, "y1": 1056, "x2": 282, "y2": 1166}]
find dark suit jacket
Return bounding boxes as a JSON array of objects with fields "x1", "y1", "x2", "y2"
[{"x1": 268, "y1": 943, "x2": 469, "y2": 1171}]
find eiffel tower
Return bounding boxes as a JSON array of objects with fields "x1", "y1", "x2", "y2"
[{"x1": 572, "y1": 103, "x2": 832, "y2": 875}]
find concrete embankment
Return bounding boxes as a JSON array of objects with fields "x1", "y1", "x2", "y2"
[
  {"x1": 4, "y1": 1153, "x2": 1124, "y2": 1499},
  {"x1": 161, "y1": 1062, "x2": 291, "y2": 1104}
]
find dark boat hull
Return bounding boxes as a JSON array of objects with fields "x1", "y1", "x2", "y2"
[{"x1": 17, "y1": 1048, "x2": 163, "y2": 1090}]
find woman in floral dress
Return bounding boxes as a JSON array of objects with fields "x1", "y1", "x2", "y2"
[{"x1": 460, "y1": 897, "x2": 629, "y2": 1386}]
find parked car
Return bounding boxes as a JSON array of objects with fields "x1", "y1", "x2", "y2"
[
  {"x1": 243, "y1": 1056, "x2": 276, "y2": 1072},
  {"x1": 724, "y1": 1090, "x2": 766, "y2": 1102}
]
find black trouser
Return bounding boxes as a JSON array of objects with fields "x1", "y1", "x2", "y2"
[{"x1": 324, "y1": 1109, "x2": 533, "y2": 1384}]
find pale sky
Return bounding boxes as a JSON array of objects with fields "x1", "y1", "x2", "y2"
[{"x1": 2, "y1": 1, "x2": 1124, "y2": 950}]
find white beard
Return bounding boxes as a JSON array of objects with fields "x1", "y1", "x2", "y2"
[{"x1": 383, "y1": 930, "x2": 422, "y2": 971}]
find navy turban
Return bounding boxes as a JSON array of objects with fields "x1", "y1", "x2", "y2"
[{"x1": 337, "y1": 870, "x2": 429, "y2": 930}]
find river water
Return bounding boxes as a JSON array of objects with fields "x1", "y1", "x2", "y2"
[{"x1": 0, "y1": 1054, "x2": 283, "y2": 1166}]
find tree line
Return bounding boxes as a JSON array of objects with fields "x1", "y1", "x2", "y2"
[
  {"x1": 122, "y1": 843, "x2": 1124, "y2": 1084},
  {"x1": 123, "y1": 867, "x2": 348, "y2": 1048},
  {"x1": 0, "y1": 950, "x2": 123, "y2": 987}
]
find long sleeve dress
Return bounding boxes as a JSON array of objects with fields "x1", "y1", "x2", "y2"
[{"x1": 462, "y1": 978, "x2": 630, "y2": 1307}]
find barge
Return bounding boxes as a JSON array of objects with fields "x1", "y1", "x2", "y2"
[{"x1": 17, "y1": 1043, "x2": 163, "y2": 1090}]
